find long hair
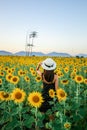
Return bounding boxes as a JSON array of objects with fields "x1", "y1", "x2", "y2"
[{"x1": 43, "y1": 70, "x2": 54, "y2": 82}]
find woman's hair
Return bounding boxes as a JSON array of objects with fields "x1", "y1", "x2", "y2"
[{"x1": 43, "y1": 70, "x2": 54, "y2": 82}]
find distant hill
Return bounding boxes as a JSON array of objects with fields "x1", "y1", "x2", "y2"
[
  {"x1": 0, "y1": 50, "x2": 87, "y2": 57},
  {"x1": 0, "y1": 50, "x2": 13, "y2": 55},
  {"x1": 14, "y1": 51, "x2": 45, "y2": 56},
  {"x1": 14, "y1": 51, "x2": 71, "y2": 57},
  {"x1": 32, "y1": 52, "x2": 45, "y2": 56},
  {"x1": 46, "y1": 52, "x2": 71, "y2": 57},
  {"x1": 15, "y1": 51, "x2": 26, "y2": 56}
]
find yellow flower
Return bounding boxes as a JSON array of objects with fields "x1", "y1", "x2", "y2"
[
  {"x1": 70, "y1": 72, "x2": 76, "y2": 80},
  {"x1": 61, "y1": 79, "x2": 69, "y2": 85},
  {"x1": 57, "y1": 71, "x2": 63, "y2": 78},
  {"x1": 84, "y1": 78, "x2": 87, "y2": 84},
  {"x1": 35, "y1": 76, "x2": 42, "y2": 82},
  {"x1": 64, "y1": 67, "x2": 69, "y2": 73},
  {"x1": 24, "y1": 76, "x2": 30, "y2": 82},
  {"x1": 75, "y1": 75, "x2": 83, "y2": 83},
  {"x1": 7, "y1": 69, "x2": 13, "y2": 74},
  {"x1": 0, "y1": 91, "x2": 10, "y2": 101},
  {"x1": 11, "y1": 68, "x2": 15, "y2": 72},
  {"x1": 22, "y1": 71, "x2": 26, "y2": 75},
  {"x1": 56, "y1": 88, "x2": 67, "y2": 102},
  {"x1": 11, "y1": 88, "x2": 26, "y2": 103},
  {"x1": 0, "y1": 91, "x2": 5, "y2": 100},
  {"x1": 0, "y1": 71, "x2": 4, "y2": 76},
  {"x1": 30, "y1": 67, "x2": 34, "y2": 72},
  {"x1": 84, "y1": 69, "x2": 87, "y2": 73},
  {"x1": 6, "y1": 74, "x2": 13, "y2": 82},
  {"x1": 73, "y1": 68, "x2": 77, "y2": 73},
  {"x1": 27, "y1": 92, "x2": 44, "y2": 108},
  {"x1": 4, "y1": 66, "x2": 9, "y2": 71},
  {"x1": 64, "y1": 122, "x2": 71, "y2": 129},
  {"x1": 18, "y1": 70, "x2": 23, "y2": 76},
  {"x1": 10, "y1": 76, "x2": 19, "y2": 85},
  {"x1": 31, "y1": 71, "x2": 36, "y2": 76},
  {"x1": 49, "y1": 89, "x2": 55, "y2": 98},
  {"x1": 0, "y1": 79, "x2": 2, "y2": 85}
]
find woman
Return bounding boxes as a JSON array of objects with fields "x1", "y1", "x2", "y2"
[{"x1": 36, "y1": 58, "x2": 58, "y2": 112}]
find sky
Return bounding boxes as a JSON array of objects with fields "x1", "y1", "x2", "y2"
[{"x1": 0, "y1": 0, "x2": 87, "y2": 55}]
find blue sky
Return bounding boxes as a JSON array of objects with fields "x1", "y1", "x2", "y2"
[{"x1": 0, "y1": 0, "x2": 87, "y2": 55}]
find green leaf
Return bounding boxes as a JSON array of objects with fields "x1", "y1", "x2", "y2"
[
  {"x1": 24, "y1": 116, "x2": 35, "y2": 128},
  {"x1": 30, "y1": 107, "x2": 36, "y2": 114},
  {"x1": 37, "y1": 111, "x2": 43, "y2": 118},
  {"x1": 22, "y1": 106, "x2": 29, "y2": 114},
  {"x1": 3, "y1": 118, "x2": 19, "y2": 130}
]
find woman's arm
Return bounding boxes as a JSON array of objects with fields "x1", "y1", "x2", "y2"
[
  {"x1": 36, "y1": 62, "x2": 42, "y2": 76},
  {"x1": 55, "y1": 75, "x2": 58, "y2": 90}
]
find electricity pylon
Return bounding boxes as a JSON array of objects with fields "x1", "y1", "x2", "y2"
[{"x1": 25, "y1": 31, "x2": 37, "y2": 56}]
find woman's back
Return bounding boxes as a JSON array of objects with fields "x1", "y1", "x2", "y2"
[{"x1": 42, "y1": 72, "x2": 56, "y2": 92}]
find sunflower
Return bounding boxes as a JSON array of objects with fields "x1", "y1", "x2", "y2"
[
  {"x1": 0, "y1": 71, "x2": 4, "y2": 76},
  {"x1": 7, "y1": 69, "x2": 13, "y2": 74},
  {"x1": 0, "y1": 91, "x2": 10, "y2": 101},
  {"x1": 61, "y1": 79, "x2": 69, "y2": 85},
  {"x1": 84, "y1": 69, "x2": 87, "y2": 73},
  {"x1": 0, "y1": 91, "x2": 5, "y2": 100},
  {"x1": 22, "y1": 71, "x2": 26, "y2": 75},
  {"x1": 18, "y1": 70, "x2": 23, "y2": 76},
  {"x1": 11, "y1": 68, "x2": 15, "y2": 72},
  {"x1": 0, "y1": 79, "x2": 2, "y2": 85},
  {"x1": 64, "y1": 67, "x2": 69, "y2": 73},
  {"x1": 64, "y1": 122, "x2": 71, "y2": 129},
  {"x1": 10, "y1": 76, "x2": 19, "y2": 85},
  {"x1": 57, "y1": 71, "x2": 63, "y2": 78},
  {"x1": 31, "y1": 71, "x2": 36, "y2": 76},
  {"x1": 73, "y1": 68, "x2": 77, "y2": 73},
  {"x1": 4, "y1": 67, "x2": 9, "y2": 71},
  {"x1": 0, "y1": 65, "x2": 2, "y2": 70},
  {"x1": 84, "y1": 78, "x2": 87, "y2": 84},
  {"x1": 49, "y1": 89, "x2": 55, "y2": 98},
  {"x1": 24, "y1": 76, "x2": 30, "y2": 82},
  {"x1": 30, "y1": 67, "x2": 34, "y2": 72},
  {"x1": 27, "y1": 92, "x2": 44, "y2": 108},
  {"x1": 35, "y1": 76, "x2": 42, "y2": 82},
  {"x1": 11, "y1": 88, "x2": 26, "y2": 103},
  {"x1": 6, "y1": 74, "x2": 13, "y2": 82},
  {"x1": 75, "y1": 75, "x2": 83, "y2": 83},
  {"x1": 70, "y1": 72, "x2": 76, "y2": 80},
  {"x1": 56, "y1": 88, "x2": 67, "y2": 102}
]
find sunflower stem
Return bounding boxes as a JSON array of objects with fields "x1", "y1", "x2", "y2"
[
  {"x1": 75, "y1": 84, "x2": 80, "y2": 116},
  {"x1": 84, "y1": 93, "x2": 86, "y2": 107},
  {"x1": 60, "y1": 112, "x2": 63, "y2": 124},
  {"x1": 19, "y1": 104, "x2": 23, "y2": 130},
  {"x1": 76, "y1": 84, "x2": 80, "y2": 104},
  {"x1": 64, "y1": 101, "x2": 66, "y2": 116},
  {"x1": 8, "y1": 101, "x2": 12, "y2": 122},
  {"x1": 35, "y1": 107, "x2": 38, "y2": 130}
]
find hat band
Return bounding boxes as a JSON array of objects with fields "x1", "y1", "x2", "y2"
[{"x1": 44, "y1": 63, "x2": 54, "y2": 68}]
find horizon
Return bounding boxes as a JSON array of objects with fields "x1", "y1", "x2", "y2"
[
  {"x1": 0, "y1": 49, "x2": 87, "y2": 56},
  {"x1": 0, "y1": 0, "x2": 87, "y2": 55}
]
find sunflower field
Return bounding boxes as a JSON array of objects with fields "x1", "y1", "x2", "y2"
[{"x1": 0, "y1": 55, "x2": 87, "y2": 130}]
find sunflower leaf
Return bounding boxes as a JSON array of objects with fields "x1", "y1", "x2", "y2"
[{"x1": 24, "y1": 116, "x2": 35, "y2": 128}]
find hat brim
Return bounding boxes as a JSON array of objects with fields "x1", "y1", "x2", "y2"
[{"x1": 41, "y1": 61, "x2": 56, "y2": 70}]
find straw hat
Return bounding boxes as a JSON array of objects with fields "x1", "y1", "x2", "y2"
[{"x1": 41, "y1": 58, "x2": 56, "y2": 70}]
